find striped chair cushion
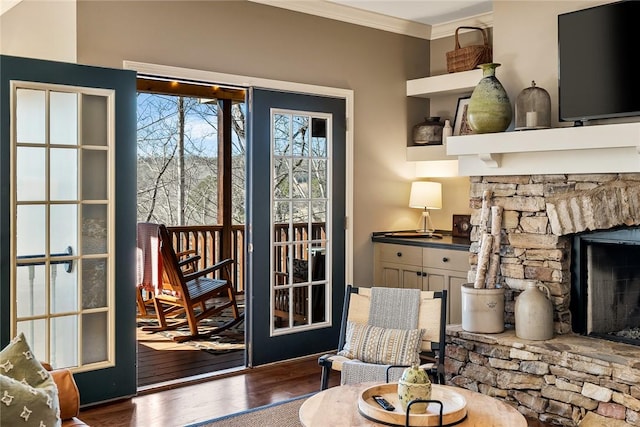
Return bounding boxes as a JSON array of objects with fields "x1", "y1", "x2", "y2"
[{"x1": 337, "y1": 321, "x2": 423, "y2": 366}]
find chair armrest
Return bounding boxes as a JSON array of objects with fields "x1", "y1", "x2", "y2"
[
  {"x1": 177, "y1": 255, "x2": 201, "y2": 268},
  {"x1": 184, "y1": 258, "x2": 234, "y2": 281},
  {"x1": 49, "y1": 369, "x2": 80, "y2": 420}
]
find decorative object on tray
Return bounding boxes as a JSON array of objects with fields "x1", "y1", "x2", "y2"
[
  {"x1": 398, "y1": 364, "x2": 432, "y2": 413},
  {"x1": 409, "y1": 181, "x2": 442, "y2": 238},
  {"x1": 412, "y1": 116, "x2": 444, "y2": 145},
  {"x1": 453, "y1": 96, "x2": 473, "y2": 136},
  {"x1": 515, "y1": 282, "x2": 554, "y2": 340},
  {"x1": 461, "y1": 190, "x2": 505, "y2": 333},
  {"x1": 452, "y1": 214, "x2": 471, "y2": 239},
  {"x1": 467, "y1": 63, "x2": 512, "y2": 134},
  {"x1": 515, "y1": 80, "x2": 551, "y2": 130},
  {"x1": 358, "y1": 383, "x2": 467, "y2": 426},
  {"x1": 446, "y1": 26, "x2": 492, "y2": 73}
]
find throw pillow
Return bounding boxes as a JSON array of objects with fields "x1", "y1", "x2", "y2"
[
  {"x1": 0, "y1": 333, "x2": 61, "y2": 427},
  {"x1": 337, "y1": 321, "x2": 423, "y2": 366}
]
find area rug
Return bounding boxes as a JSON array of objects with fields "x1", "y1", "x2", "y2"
[
  {"x1": 185, "y1": 393, "x2": 314, "y2": 427},
  {"x1": 137, "y1": 305, "x2": 245, "y2": 354}
]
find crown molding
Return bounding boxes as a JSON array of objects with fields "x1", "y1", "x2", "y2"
[
  {"x1": 1, "y1": 0, "x2": 23, "y2": 16},
  {"x1": 430, "y1": 12, "x2": 493, "y2": 40},
  {"x1": 249, "y1": 0, "x2": 432, "y2": 40}
]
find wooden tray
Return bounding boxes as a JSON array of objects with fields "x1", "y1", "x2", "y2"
[{"x1": 358, "y1": 383, "x2": 467, "y2": 426}]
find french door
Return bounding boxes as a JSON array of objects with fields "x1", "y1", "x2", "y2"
[
  {"x1": 0, "y1": 55, "x2": 137, "y2": 405},
  {"x1": 246, "y1": 88, "x2": 346, "y2": 365}
]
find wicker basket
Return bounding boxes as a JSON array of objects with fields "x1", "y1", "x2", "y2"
[{"x1": 446, "y1": 26, "x2": 492, "y2": 73}]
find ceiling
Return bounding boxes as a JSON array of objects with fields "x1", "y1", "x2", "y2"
[
  {"x1": 1, "y1": 0, "x2": 493, "y2": 39},
  {"x1": 327, "y1": 0, "x2": 492, "y2": 26},
  {"x1": 250, "y1": 1, "x2": 493, "y2": 39}
]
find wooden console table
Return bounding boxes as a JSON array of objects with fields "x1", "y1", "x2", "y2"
[{"x1": 299, "y1": 382, "x2": 527, "y2": 426}]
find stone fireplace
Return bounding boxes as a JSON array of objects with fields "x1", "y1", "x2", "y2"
[{"x1": 445, "y1": 173, "x2": 640, "y2": 426}]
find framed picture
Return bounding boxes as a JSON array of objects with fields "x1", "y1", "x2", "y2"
[{"x1": 453, "y1": 96, "x2": 473, "y2": 136}]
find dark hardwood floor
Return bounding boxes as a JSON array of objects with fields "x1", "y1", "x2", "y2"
[{"x1": 80, "y1": 355, "x2": 555, "y2": 426}]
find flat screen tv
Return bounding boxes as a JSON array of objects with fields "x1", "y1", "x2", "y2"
[{"x1": 558, "y1": 1, "x2": 640, "y2": 124}]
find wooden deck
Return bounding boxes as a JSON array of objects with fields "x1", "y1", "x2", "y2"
[{"x1": 136, "y1": 326, "x2": 245, "y2": 388}]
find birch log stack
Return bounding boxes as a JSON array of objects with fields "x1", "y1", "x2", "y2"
[{"x1": 473, "y1": 191, "x2": 503, "y2": 289}]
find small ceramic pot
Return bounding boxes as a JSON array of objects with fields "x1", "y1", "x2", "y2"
[{"x1": 397, "y1": 365, "x2": 431, "y2": 413}]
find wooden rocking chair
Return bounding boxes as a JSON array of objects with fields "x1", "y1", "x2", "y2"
[{"x1": 143, "y1": 224, "x2": 243, "y2": 343}]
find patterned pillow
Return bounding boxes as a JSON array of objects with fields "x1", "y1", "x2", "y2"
[
  {"x1": 337, "y1": 321, "x2": 423, "y2": 366},
  {"x1": 0, "y1": 333, "x2": 60, "y2": 427}
]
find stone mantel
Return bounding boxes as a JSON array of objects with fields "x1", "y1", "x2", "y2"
[{"x1": 447, "y1": 122, "x2": 640, "y2": 176}]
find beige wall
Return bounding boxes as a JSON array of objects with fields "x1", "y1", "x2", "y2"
[
  {"x1": 2, "y1": 0, "x2": 621, "y2": 287},
  {"x1": 75, "y1": 0, "x2": 430, "y2": 286},
  {"x1": 0, "y1": 0, "x2": 76, "y2": 61}
]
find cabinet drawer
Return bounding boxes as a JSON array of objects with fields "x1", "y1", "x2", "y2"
[
  {"x1": 423, "y1": 248, "x2": 469, "y2": 272},
  {"x1": 376, "y1": 243, "x2": 422, "y2": 266}
]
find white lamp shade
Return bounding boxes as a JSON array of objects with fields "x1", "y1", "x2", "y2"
[{"x1": 409, "y1": 181, "x2": 442, "y2": 210}]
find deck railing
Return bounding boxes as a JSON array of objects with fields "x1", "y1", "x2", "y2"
[{"x1": 166, "y1": 222, "x2": 326, "y2": 295}]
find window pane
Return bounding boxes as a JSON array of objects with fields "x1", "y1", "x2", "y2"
[
  {"x1": 17, "y1": 319, "x2": 47, "y2": 360},
  {"x1": 51, "y1": 316, "x2": 78, "y2": 368},
  {"x1": 50, "y1": 204, "x2": 78, "y2": 255},
  {"x1": 273, "y1": 158, "x2": 290, "y2": 199},
  {"x1": 292, "y1": 286, "x2": 308, "y2": 326},
  {"x1": 16, "y1": 264, "x2": 46, "y2": 317},
  {"x1": 50, "y1": 91, "x2": 78, "y2": 145},
  {"x1": 51, "y1": 263, "x2": 78, "y2": 314},
  {"x1": 311, "y1": 284, "x2": 326, "y2": 323},
  {"x1": 273, "y1": 288, "x2": 291, "y2": 330},
  {"x1": 16, "y1": 146, "x2": 46, "y2": 201},
  {"x1": 292, "y1": 115, "x2": 309, "y2": 156},
  {"x1": 82, "y1": 204, "x2": 108, "y2": 255},
  {"x1": 311, "y1": 118, "x2": 327, "y2": 157},
  {"x1": 82, "y1": 149, "x2": 107, "y2": 200},
  {"x1": 82, "y1": 94, "x2": 108, "y2": 146},
  {"x1": 312, "y1": 201, "x2": 327, "y2": 223},
  {"x1": 16, "y1": 205, "x2": 45, "y2": 257},
  {"x1": 16, "y1": 88, "x2": 45, "y2": 144},
  {"x1": 82, "y1": 312, "x2": 108, "y2": 364},
  {"x1": 292, "y1": 159, "x2": 309, "y2": 199},
  {"x1": 311, "y1": 159, "x2": 327, "y2": 198},
  {"x1": 273, "y1": 113, "x2": 290, "y2": 156},
  {"x1": 51, "y1": 148, "x2": 78, "y2": 200},
  {"x1": 83, "y1": 258, "x2": 107, "y2": 309},
  {"x1": 292, "y1": 201, "x2": 309, "y2": 224}
]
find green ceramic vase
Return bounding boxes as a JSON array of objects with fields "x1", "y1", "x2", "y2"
[{"x1": 467, "y1": 63, "x2": 512, "y2": 134}]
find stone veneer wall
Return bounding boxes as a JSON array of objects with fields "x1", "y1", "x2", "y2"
[
  {"x1": 467, "y1": 173, "x2": 640, "y2": 331},
  {"x1": 446, "y1": 173, "x2": 640, "y2": 426}
]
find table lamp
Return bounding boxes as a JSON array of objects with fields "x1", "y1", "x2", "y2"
[{"x1": 409, "y1": 181, "x2": 442, "y2": 237}]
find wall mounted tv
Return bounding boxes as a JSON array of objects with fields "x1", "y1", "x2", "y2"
[{"x1": 558, "y1": 1, "x2": 640, "y2": 125}]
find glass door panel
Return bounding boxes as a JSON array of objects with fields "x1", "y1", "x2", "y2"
[
  {"x1": 12, "y1": 81, "x2": 114, "y2": 372},
  {"x1": 271, "y1": 111, "x2": 330, "y2": 333}
]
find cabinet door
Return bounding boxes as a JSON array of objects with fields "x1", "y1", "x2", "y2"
[
  {"x1": 402, "y1": 267, "x2": 425, "y2": 290},
  {"x1": 424, "y1": 267, "x2": 466, "y2": 324},
  {"x1": 376, "y1": 262, "x2": 402, "y2": 288}
]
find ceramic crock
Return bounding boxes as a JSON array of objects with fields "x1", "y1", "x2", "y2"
[{"x1": 397, "y1": 364, "x2": 431, "y2": 413}]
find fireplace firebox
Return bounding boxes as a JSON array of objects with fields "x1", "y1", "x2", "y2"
[{"x1": 571, "y1": 226, "x2": 640, "y2": 345}]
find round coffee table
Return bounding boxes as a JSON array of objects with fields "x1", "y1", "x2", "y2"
[{"x1": 299, "y1": 382, "x2": 527, "y2": 426}]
